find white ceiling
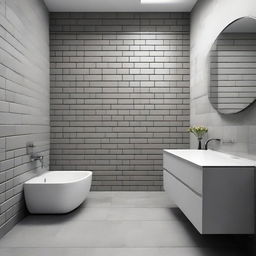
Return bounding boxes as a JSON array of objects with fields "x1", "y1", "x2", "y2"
[{"x1": 44, "y1": 0, "x2": 197, "y2": 12}]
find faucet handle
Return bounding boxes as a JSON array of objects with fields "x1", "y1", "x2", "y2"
[{"x1": 27, "y1": 142, "x2": 34, "y2": 148}]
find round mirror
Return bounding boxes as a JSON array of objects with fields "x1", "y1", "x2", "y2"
[{"x1": 209, "y1": 17, "x2": 256, "y2": 114}]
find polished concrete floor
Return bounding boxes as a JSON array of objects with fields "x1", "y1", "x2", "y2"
[{"x1": 0, "y1": 192, "x2": 254, "y2": 256}]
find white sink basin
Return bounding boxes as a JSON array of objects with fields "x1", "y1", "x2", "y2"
[{"x1": 164, "y1": 149, "x2": 256, "y2": 167}]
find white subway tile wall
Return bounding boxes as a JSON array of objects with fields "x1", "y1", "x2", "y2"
[
  {"x1": 50, "y1": 13, "x2": 190, "y2": 191},
  {"x1": 0, "y1": 0, "x2": 49, "y2": 237}
]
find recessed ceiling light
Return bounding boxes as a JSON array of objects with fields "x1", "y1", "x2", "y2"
[{"x1": 141, "y1": 0, "x2": 175, "y2": 4}]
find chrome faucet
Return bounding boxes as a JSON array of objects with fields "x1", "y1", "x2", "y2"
[
  {"x1": 31, "y1": 154, "x2": 44, "y2": 168},
  {"x1": 26, "y1": 143, "x2": 44, "y2": 168},
  {"x1": 204, "y1": 138, "x2": 221, "y2": 150}
]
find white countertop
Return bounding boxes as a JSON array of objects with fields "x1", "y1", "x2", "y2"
[{"x1": 164, "y1": 149, "x2": 256, "y2": 167}]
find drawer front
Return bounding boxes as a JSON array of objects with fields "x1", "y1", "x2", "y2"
[
  {"x1": 164, "y1": 170, "x2": 203, "y2": 233},
  {"x1": 163, "y1": 151, "x2": 203, "y2": 195}
]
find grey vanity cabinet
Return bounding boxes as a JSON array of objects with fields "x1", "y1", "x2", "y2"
[{"x1": 163, "y1": 150, "x2": 255, "y2": 234}]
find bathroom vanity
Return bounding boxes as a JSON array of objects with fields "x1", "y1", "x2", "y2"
[{"x1": 163, "y1": 149, "x2": 255, "y2": 234}]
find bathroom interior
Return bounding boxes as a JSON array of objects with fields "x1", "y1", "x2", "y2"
[{"x1": 0, "y1": 0, "x2": 256, "y2": 255}]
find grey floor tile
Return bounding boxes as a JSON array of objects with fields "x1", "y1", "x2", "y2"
[
  {"x1": 8, "y1": 207, "x2": 183, "y2": 228},
  {"x1": 0, "y1": 220, "x2": 193, "y2": 247},
  {"x1": 105, "y1": 207, "x2": 179, "y2": 221},
  {"x1": 0, "y1": 219, "x2": 245, "y2": 248},
  {"x1": 110, "y1": 192, "x2": 174, "y2": 208},
  {"x1": 0, "y1": 192, "x2": 252, "y2": 256},
  {"x1": 84, "y1": 192, "x2": 174, "y2": 208},
  {"x1": 60, "y1": 206, "x2": 180, "y2": 221},
  {"x1": 0, "y1": 247, "x2": 250, "y2": 256},
  {"x1": 82, "y1": 192, "x2": 112, "y2": 208}
]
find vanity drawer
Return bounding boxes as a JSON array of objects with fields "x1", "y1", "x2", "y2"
[
  {"x1": 164, "y1": 170, "x2": 203, "y2": 233},
  {"x1": 163, "y1": 151, "x2": 203, "y2": 195}
]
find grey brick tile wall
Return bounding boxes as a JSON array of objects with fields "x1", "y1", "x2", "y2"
[
  {"x1": 0, "y1": 0, "x2": 49, "y2": 237},
  {"x1": 50, "y1": 12, "x2": 190, "y2": 191}
]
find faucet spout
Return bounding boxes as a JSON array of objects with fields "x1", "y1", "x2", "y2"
[
  {"x1": 27, "y1": 143, "x2": 44, "y2": 168},
  {"x1": 31, "y1": 154, "x2": 44, "y2": 168},
  {"x1": 204, "y1": 138, "x2": 221, "y2": 150}
]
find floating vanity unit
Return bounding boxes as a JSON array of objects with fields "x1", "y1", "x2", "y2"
[{"x1": 163, "y1": 149, "x2": 255, "y2": 234}]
